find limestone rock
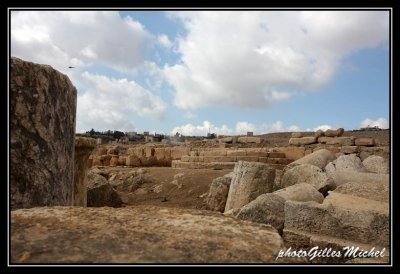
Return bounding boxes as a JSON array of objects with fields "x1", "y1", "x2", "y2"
[
  {"x1": 317, "y1": 136, "x2": 355, "y2": 146},
  {"x1": 329, "y1": 170, "x2": 389, "y2": 187},
  {"x1": 314, "y1": 129, "x2": 324, "y2": 138},
  {"x1": 224, "y1": 161, "x2": 275, "y2": 212},
  {"x1": 285, "y1": 149, "x2": 336, "y2": 171},
  {"x1": 355, "y1": 138, "x2": 375, "y2": 146},
  {"x1": 204, "y1": 176, "x2": 232, "y2": 212},
  {"x1": 237, "y1": 136, "x2": 262, "y2": 144},
  {"x1": 11, "y1": 206, "x2": 284, "y2": 263},
  {"x1": 273, "y1": 183, "x2": 324, "y2": 203},
  {"x1": 359, "y1": 146, "x2": 389, "y2": 161},
  {"x1": 281, "y1": 164, "x2": 335, "y2": 194},
  {"x1": 289, "y1": 137, "x2": 317, "y2": 146},
  {"x1": 333, "y1": 181, "x2": 389, "y2": 203},
  {"x1": 87, "y1": 171, "x2": 123, "y2": 207},
  {"x1": 276, "y1": 147, "x2": 305, "y2": 160},
  {"x1": 324, "y1": 128, "x2": 344, "y2": 137},
  {"x1": 284, "y1": 193, "x2": 389, "y2": 248},
  {"x1": 291, "y1": 132, "x2": 303, "y2": 138},
  {"x1": 73, "y1": 137, "x2": 96, "y2": 206},
  {"x1": 236, "y1": 193, "x2": 285, "y2": 232},
  {"x1": 10, "y1": 57, "x2": 77, "y2": 209},
  {"x1": 363, "y1": 155, "x2": 389, "y2": 174},
  {"x1": 333, "y1": 154, "x2": 366, "y2": 172},
  {"x1": 341, "y1": 146, "x2": 359, "y2": 154}
]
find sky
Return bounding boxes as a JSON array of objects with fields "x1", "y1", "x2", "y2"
[{"x1": 10, "y1": 9, "x2": 390, "y2": 136}]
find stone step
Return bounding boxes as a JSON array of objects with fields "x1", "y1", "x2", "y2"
[{"x1": 259, "y1": 157, "x2": 293, "y2": 165}]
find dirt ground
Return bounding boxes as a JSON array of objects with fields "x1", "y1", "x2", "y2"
[{"x1": 93, "y1": 166, "x2": 232, "y2": 210}]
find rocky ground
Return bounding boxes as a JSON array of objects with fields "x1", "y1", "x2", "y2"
[{"x1": 90, "y1": 166, "x2": 231, "y2": 209}]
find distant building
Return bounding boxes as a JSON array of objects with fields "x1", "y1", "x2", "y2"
[
  {"x1": 247, "y1": 131, "x2": 254, "y2": 136},
  {"x1": 143, "y1": 131, "x2": 149, "y2": 136}
]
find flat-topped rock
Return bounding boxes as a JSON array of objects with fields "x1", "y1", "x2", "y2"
[
  {"x1": 289, "y1": 137, "x2": 317, "y2": 146},
  {"x1": 285, "y1": 149, "x2": 336, "y2": 170},
  {"x1": 324, "y1": 128, "x2": 344, "y2": 137},
  {"x1": 11, "y1": 206, "x2": 284, "y2": 263}
]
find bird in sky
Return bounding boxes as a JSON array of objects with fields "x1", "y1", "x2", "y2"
[{"x1": 68, "y1": 66, "x2": 75, "y2": 69}]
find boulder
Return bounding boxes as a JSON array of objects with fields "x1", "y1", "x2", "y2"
[
  {"x1": 236, "y1": 193, "x2": 285, "y2": 232},
  {"x1": 11, "y1": 206, "x2": 284, "y2": 263},
  {"x1": 204, "y1": 176, "x2": 232, "y2": 212},
  {"x1": 324, "y1": 128, "x2": 344, "y2": 137},
  {"x1": 285, "y1": 149, "x2": 336, "y2": 170},
  {"x1": 291, "y1": 132, "x2": 303, "y2": 138},
  {"x1": 341, "y1": 146, "x2": 359, "y2": 154},
  {"x1": 355, "y1": 138, "x2": 375, "y2": 146},
  {"x1": 273, "y1": 183, "x2": 324, "y2": 203},
  {"x1": 363, "y1": 155, "x2": 389, "y2": 174},
  {"x1": 87, "y1": 170, "x2": 123, "y2": 207},
  {"x1": 328, "y1": 170, "x2": 389, "y2": 187},
  {"x1": 10, "y1": 57, "x2": 77, "y2": 209},
  {"x1": 314, "y1": 129, "x2": 324, "y2": 138},
  {"x1": 317, "y1": 137, "x2": 354, "y2": 146},
  {"x1": 359, "y1": 146, "x2": 389, "y2": 161},
  {"x1": 276, "y1": 147, "x2": 305, "y2": 160},
  {"x1": 333, "y1": 154, "x2": 366, "y2": 172},
  {"x1": 333, "y1": 181, "x2": 389, "y2": 203},
  {"x1": 281, "y1": 164, "x2": 335, "y2": 194},
  {"x1": 289, "y1": 137, "x2": 317, "y2": 146},
  {"x1": 224, "y1": 161, "x2": 275, "y2": 212},
  {"x1": 284, "y1": 193, "x2": 389, "y2": 253}
]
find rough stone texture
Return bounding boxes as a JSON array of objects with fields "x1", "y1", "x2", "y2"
[
  {"x1": 10, "y1": 57, "x2": 77, "y2": 209},
  {"x1": 224, "y1": 161, "x2": 275, "y2": 212},
  {"x1": 333, "y1": 181, "x2": 389, "y2": 203},
  {"x1": 273, "y1": 183, "x2": 324, "y2": 203},
  {"x1": 73, "y1": 137, "x2": 96, "y2": 206},
  {"x1": 219, "y1": 137, "x2": 233, "y2": 143},
  {"x1": 363, "y1": 155, "x2": 389, "y2": 174},
  {"x1": 324, "y1": 128, "x2": 344, "y2": 137},
  {"x1": 341, "y1": 146, "x2": 359, "y2": 154},
  {"x1": 284, "y1": 193, "x2": 389, "y2": 247},
  {"x1": 328, "y1": 170, "x2": 389, "y2": 187},
  {"x1": 314, "y1": 129, "x2": 324, "y2": 138},
  {"x1": 359, "y1": 146, "x2": 389, "y2": 161},
  {"x1": 204, "y1": 176, "x2": 232, "y2": 212},
  {"x1": 317, "y1": 136, "x2": 355, "y2": 146},
  {"x1": 333, "y1": 154, "x2": 366, "y2": 172},
  {"x1": 285, "y1": 149, "x2": 336, "y2": 170},
  {"x1": 11, "y1": 206, "x2": 284, "y2": 263},
  {"x1": 291, "y1": 132, "x2": 303, "y2": 138},
  {"x1": 236, "y1": 193, "x2": 285, "y2": 232},
  {"x1": 281, "y1": 164, "x2": 335, "y2": 194},
  {"x1": 277, "y1": 147, "x2": 305, "y2": 160},
  {"x1": 355, "y1": 137, "x2": 375, "y2": 146},
  {"x1": 289, "y1": 137, "x2": 317, "y2": 146},
  {"x1": 86, "y1": 170, "x2": 123, "y2": 207}
]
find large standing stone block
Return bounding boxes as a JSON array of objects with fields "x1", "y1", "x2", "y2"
[
  {"x1": 224, "y1": 161, "x2": 275, "y2": 212},
  {"x1": 10, "y1": 57, "x2": 77, "y2": 209},
  {"x1": 73, "y1": 137, "x2": 96, "y2": 206}
]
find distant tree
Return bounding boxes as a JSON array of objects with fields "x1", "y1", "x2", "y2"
[
  {"x1": 89, "y1": 128, "x2": 95, "y2": 137},
  {"x1": 113, "y1": 130, "x2": 125, "y2": 141}
]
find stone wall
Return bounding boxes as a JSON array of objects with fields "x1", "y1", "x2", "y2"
[{"x1": 10, "y1": 57, "x2": 77, "y2": 209}]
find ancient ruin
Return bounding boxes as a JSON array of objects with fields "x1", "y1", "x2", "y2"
[{"x1": 9, "y1": 58, "x2": 391, "y2": 264}]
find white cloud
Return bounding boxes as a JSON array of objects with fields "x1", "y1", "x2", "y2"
[
  {"x1": 76, "y1": 72, "x2": 167, "y2": 132},
  {"x1": 171, "y1": 121, "x2": 232, "y2": 136},
  {"x1": 287, "y1": 125, "x2": 301, "y2": 132},
  {"x1": 157, "y1": 34, "x2": 173, "y2": 49},
  {"x1": 235, "y1": 121, "x2": 256, "y2": 135},
  {"x1": 313, "y1": 125, "x2": 332, "y2": 131},
  {"x1": 164, "y1": 11, "x2": 388, "y2": 109},
  {"x1": 171, "y1": 120, "x2": 305, "y2": 136},
  {"x1": 11, "y1": 11, "x2": 152, "y2": 74},
  {"x1": 360, "y1": 118, "x2": 388, "y2": 129},
  {"x1": 184, "y1": 111, "x2": 198, "y2": 119}
]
